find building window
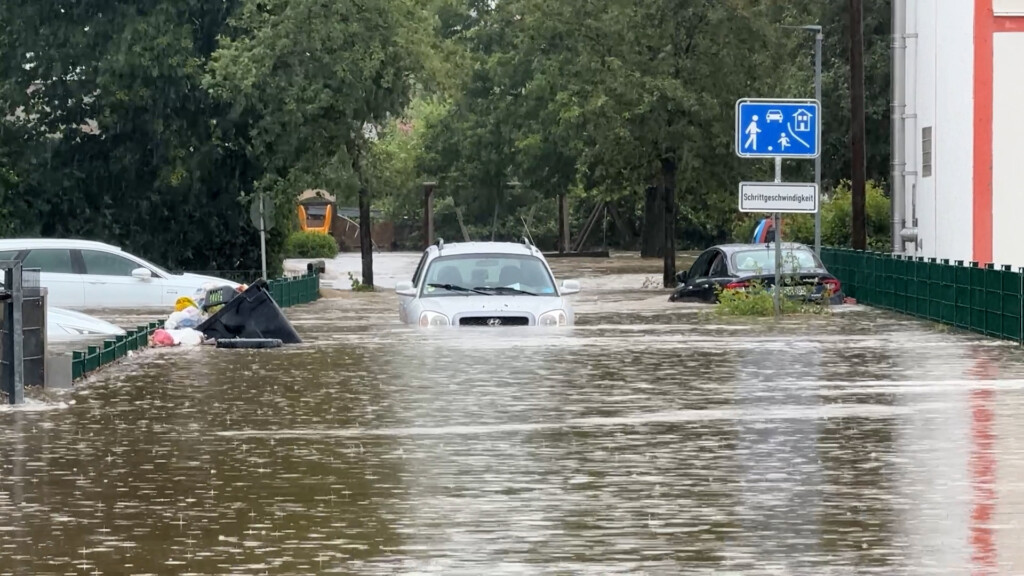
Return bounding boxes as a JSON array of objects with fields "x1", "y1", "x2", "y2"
[{"x1": 922, "y1": 126, "x2": 933, "y2": 178}]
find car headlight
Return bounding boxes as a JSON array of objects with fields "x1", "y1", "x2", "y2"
[
  {"x1": 418, "y1": 311, "x2": 450, "y2": 327},
  {"x1": 538, "y1": 310, "x2": 567, "y2": 327}
]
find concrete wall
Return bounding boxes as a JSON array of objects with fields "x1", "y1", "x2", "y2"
[
  {"x1": 904, "y1": 0, "x2": 975, "y2": 262},
  {"x1": 991, "y1": 33, "x2": 1024, "y2": 266}
]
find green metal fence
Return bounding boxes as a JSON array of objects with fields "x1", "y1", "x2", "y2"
[
  {"x1": 69, "y1": 272, "x2": 321, "y2": 381},
  {"x1": 821, "y1": 248, "x2": 1023, "y2": 343}
]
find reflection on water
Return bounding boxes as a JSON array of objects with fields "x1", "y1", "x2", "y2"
[{"x1": 4, "y1": 254, "x2": 1024, "y2": 573}]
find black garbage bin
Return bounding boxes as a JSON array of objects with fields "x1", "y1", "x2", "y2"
[{"x1": 196, "y1": 280, "x2": 302, "y2": 344}]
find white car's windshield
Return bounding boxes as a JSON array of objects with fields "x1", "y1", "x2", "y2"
[
  {"x1": 732, "y1": 248, "x2": 821, "y2": 274},
  {"x1": 422, "y1": 254, "x2": 557, "y2": 296}
]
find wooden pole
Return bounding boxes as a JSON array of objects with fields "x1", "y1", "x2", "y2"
[
  {"x1": 662, "y1": 157, "x2": 677, "y2": 288},
  {"x1": 358, "y1": 186, "x2": 373, "y2": 288},
  {"x1": 557, "y1": 193, "x2": 570, "y2": 253},
  {"x1": 422, "y1": 182, "x2": 435, "y2": 249}
]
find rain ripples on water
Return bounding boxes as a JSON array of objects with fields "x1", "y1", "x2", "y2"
[{"x1": 3, "y1": 255, "x2": 1024, "y2": 575}]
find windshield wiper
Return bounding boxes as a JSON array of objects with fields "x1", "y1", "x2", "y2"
[
  {"x1": 473, "y1": 286, "x2": 537, "y2": 296},
  {"x1": 427, "y1": 283, "x2": 491, "y2": 295}
]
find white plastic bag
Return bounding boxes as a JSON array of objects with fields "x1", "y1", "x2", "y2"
[{"x1": 164, "y1": 328, "x2": 205, "y2": 347}]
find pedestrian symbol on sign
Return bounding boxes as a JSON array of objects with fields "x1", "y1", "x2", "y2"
[{"x1": 744, "y1": 116, "x2": 761, "y2": 151}]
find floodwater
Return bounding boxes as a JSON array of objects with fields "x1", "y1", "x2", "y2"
[{"x1": 5, "y1": 253, "x2": 1024, "y2": 575}]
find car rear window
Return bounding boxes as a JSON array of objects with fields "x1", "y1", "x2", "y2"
[{"x1": 732, "y1": 248, "x2": 821, "y2": 274}]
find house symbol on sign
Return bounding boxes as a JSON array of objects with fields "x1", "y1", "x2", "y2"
[{"x1": 793, "y1": 109, "x2": 812, "y2": 132}]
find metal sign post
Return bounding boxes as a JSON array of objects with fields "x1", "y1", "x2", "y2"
[
  {"x1": 259, "y1": 194, "x2": 268, "y2": 281},
  {"x1": 773, "y1": 159, "x2": 783, "y2": 316},
  {"x1": 250, "y1": 194, "x2": 276, "y2": 281},
  {"x1": 735, "y1": 97, "x2": 822, "y2": 318}
]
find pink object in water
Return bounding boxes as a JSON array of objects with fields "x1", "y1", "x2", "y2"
[{"x1": 151, "y1": 329, "x2": 176, "y2": 347}]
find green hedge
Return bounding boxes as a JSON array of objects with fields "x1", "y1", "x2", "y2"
[
  {"x1": 821, "y1": 248, "x2": 1023, "y2": 343},
  {"x1": 70, "y1": 272, "x2": 321, "y2": 381},
  {"x1": 283, "y1": 231, "x2": 339, "y2": 259}
]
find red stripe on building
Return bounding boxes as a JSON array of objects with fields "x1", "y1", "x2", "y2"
[
  {"x1": 975, "y1": 2, "x2": 1024, "y2": 264},
  {"x1": 973, "y1": 0, "x2": 994, "y2": 265}
]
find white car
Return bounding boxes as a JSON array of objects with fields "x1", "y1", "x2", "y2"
[
  {"x1": 0, "y1": 238, "x2": 240, "y2": 309},
  {"x1": 765, "y1": 109, "x2": 784, "y2": 123},
  {"x1": 47, "y1": 307, "x2": 127, "y2": 341},
  {"x1": 395, "y1": 240, "x2": 581, "y2": 327}
]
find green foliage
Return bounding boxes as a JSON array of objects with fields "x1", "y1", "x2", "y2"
[
  {"x1": 714, "y1": 280, "x2": 832, "y2": 317},
  {"x1": 204, "y1": 0, "x2": 422, "y2": 196},
  {"x1": 348, "y1": 272, "x2": 375, "y2": 292},
  {"x1": 366, "y1": 97, "x2": 449, "y2": 224},
  {"x1": 283, "y1": 232, "x2": 338, "y2": 259},
  {"x1": 0, "y1": 0, "x2": 894, "y2": 262},
  {"x1": 0, "y1": 0, "x2": 279, "y2": 274},
  {"x1": 819, "y1": 180, "x2": 892, "y2": 251}
]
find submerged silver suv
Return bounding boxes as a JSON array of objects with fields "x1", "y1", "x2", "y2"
[{"x1": 395, "y1": 240, "x2": 581, "y2": 327}]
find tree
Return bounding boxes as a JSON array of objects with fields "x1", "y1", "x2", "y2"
[
  {"x1": 0, "y1": 0, "x2": 269, "y2": 273},
  {"x1": 205, "y1": 0, "x2": 423, "y2": 287}
]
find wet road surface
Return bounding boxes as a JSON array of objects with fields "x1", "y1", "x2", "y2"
[{"x1": 4, "y1": 253, "x2": 1024, "y2": 574}]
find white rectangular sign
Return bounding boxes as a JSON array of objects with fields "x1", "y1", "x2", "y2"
[{"x1": 738, "y1": 182, "x2": 818, "y2": 213}]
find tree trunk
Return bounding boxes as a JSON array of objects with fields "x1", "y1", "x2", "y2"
[
  {"x1": 850, "y1": 0, "x2": 867, "y2": 250},
  {"x1": 359, "y1": 185, "x2": 373, "y2": 288},
  {"x1": 606, "y1": 202, "x2": 635, "y2": 248},
  {"x1": 661, "y1": 158, "x2": 677, "y2": 288},
  {"x1": 491, "y1": 196, "x2": 500, "y2": 241},
  {"x1": 422, "y1": 183, "x2": 435, "y2": 249},
  {"x1": 557, "y1": 193, "x2": 570, "y2": 253},
  {"x1": 641, "y1": 184, "x2": 664, "y2": 258}
]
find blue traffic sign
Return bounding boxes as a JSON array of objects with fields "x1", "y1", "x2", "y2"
[{"x1": 735, "y1": 99, "x2": 820, "y2": 158}]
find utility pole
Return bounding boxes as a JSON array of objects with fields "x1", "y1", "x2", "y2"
[
  {"x1": 813, "y1": 29, "x2": 823, "y2": 256},
  {"x1": 849, "y1": 0, "x2": 867, "y2": 250}
]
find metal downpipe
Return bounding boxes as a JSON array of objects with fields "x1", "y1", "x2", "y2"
[{"x1": 891, "y1": 0, "x2": 907, "y2": 253}]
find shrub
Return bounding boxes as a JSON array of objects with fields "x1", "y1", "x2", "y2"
[
  {"x1": 348, "y1": 271, "x2": 375, "y2": 292},
  {"x1": 714, "y1": 280, "x2": 831, "y2": 317},
  {"x1": 283, "y1": 231, "x2": 339, "y2": 259}
]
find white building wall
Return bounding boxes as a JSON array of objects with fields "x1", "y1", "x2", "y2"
[
  {"x1": 933, "y1": 0, "x2": 975, "y2": 263},
  {"x1": 906, "y1": 0, "x2": 935, "y2": 259},
  {"x1": 990, "y1": 33, "x2": 1024, "y2": 267},
  {"x1": 905, "y1": 0, "x2": 974, "y2": 262}
]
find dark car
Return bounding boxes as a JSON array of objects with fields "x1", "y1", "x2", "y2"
[{"x1": 669, "y1": 242, "x2": 844, "y2": 304}]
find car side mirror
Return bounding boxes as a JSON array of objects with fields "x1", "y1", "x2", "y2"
[
  {"x1": 395, "y1": 281, "x2": 417, "y2": 297},
  {"x1": 560, "y1": 279, "x2": 581, "y2": 295},
  {"x1": 131, "y1": 267, "x2": 153, "y2": 280},
  {"x1": 676, "y1": 270, "x2": 689, "y2": 283}
]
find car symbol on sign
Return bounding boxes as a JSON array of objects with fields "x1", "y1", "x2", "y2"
[{"x1": 765, "y1": 110, "x2": 784, "y2": 123}]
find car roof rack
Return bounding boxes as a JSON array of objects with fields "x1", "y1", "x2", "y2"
[{"x1": 436, "y1": 238, "x2": 444, "y2": 253}]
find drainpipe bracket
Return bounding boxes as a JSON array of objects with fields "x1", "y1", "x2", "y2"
[{"x1": 900, "y1": 227, "x2": 919, "y2": 242}]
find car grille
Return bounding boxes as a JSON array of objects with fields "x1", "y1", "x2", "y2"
[{"x1": 459, "y1": 315, "x2": 530, "y2": 327}]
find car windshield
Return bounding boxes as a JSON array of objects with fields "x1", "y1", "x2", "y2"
[
  {"x1": 732, "y1": 248, "x2": 822, "y2": 274},
  {"x1": 421, "y1": 253, "x2": 557, "y2": 296}
]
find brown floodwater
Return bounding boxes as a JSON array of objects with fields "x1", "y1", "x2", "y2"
[{"x1": 4, "y1": 253, "x2": 1024, "y2": 575}]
